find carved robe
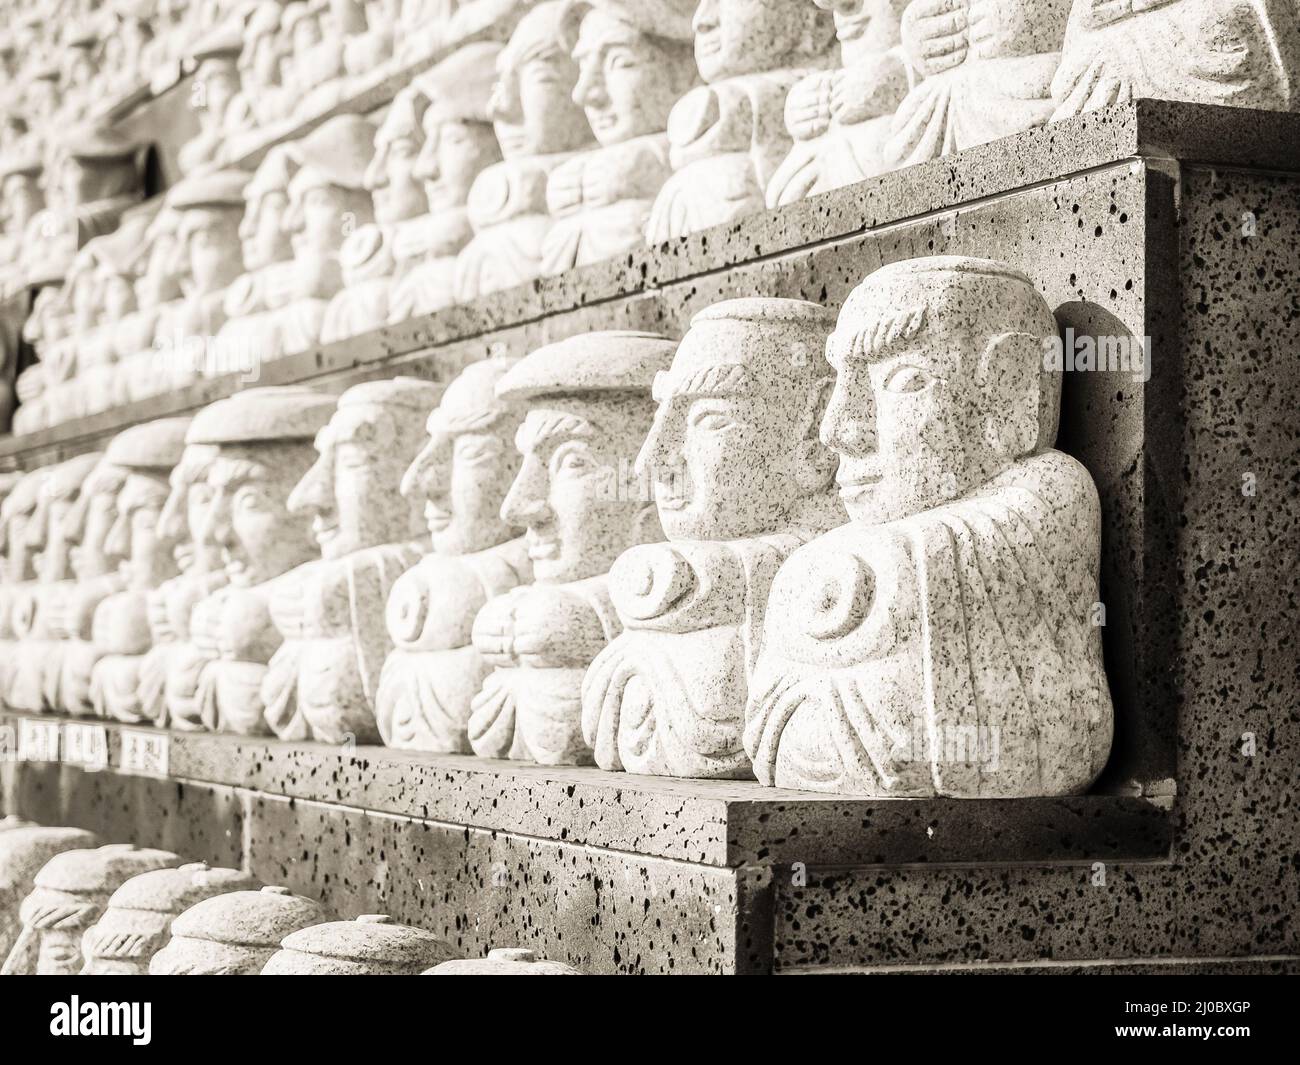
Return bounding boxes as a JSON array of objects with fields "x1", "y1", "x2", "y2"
[
  {"x1": 52, "y1": 573, "x2": 129, "y2": 716},
  {"x1": 260, "y1": 543, "x2": 422, "y2": 744},
  {"x1": 746, "y1": 451, "x2": 1114, "y2": 797},
  {"x1": 188, "y1": 582, "x2": 285, "y2": 735},
  {"x1": 468, "y1": 575, "x2": 620, "y2": 765},
  {"x1": 385, "y1": 210, "x2": 474, "y2": 322},
  {"x1": 135, "y1": 570, "x2": 228, "y2": 726},
  {"x1": 88, "y1": 590, "x2": 154, "y2": 721},
  {"x1": 375, "y1": 537, "x2": 530, "y2": 752}
]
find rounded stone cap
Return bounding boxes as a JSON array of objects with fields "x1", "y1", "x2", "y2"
[
  {"x1": 261, "y1": 915, "x2": 456, "y2": 974},
  {"x1": 415, "y1": 41, "x2": 502, "y2": 125},
  {"x1": 0, "y1": 827, "x2": 101, "y2": 891},
  {"x1": 33, "y1": 844, "x2": 183, "y2": 896},
  {"x1": 105, "y1": 417, "x2": 192, "y2": 470},
  {"x1": 425, "y1": 946, "x2": 584, "y2": 975},
  {"x1": 189, "y1": 22, "x2": 244, "y2": 63},
  {"x1": 2, "y1": 468, "x2": 52, "y2": 520},
  {"x1": 289, "y1": 114, "x2": 375, "y2": 191},
  {"x1": 44, "y1": 452, "x2": 106, "y2": 500},
  {"x1": 61, "y1": 123, "x2": 139, "y2": 163},
  {"x1": 337, "y1": 376, "x2": 442, "y2": 415},
  {"x1": 496, "y1": 331, "x2": 677, "y2": 402},
  {"x1": 103, "y1": 862, "x2": 262, "y2": 915},
  {"x1": 689, "y1": 297, "x2": 837, "y2": 329},
  {"x1": 186, "y1": 387, "x2": 338, "y2": 446},
  {"x1": 167, "y1": 886, "x2": 329, "y2": 947},
  {"x1": 244, "y1": 145, "x2": 296, "y2": 201},
  {"x1": 168, "y1": 169, "x2": 250, "y2": 212}
]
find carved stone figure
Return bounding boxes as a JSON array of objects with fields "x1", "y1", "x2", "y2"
[
  {"x1": 1051, "y1": 0, "x2": 1300, "y2": 120},
  {"x1": 176, "y1": 27, "x2": 244, "y2": 174},
  {"x1": 767, "y1": 0, "x2": 910, "y2": 206},
  {"x1": 287, "y1": 0, "x2": 367, "y2": 120},
  {"x1": 0, "y1": 154, "x2": 45, "y2": 298},
  {"x1": 261, "y1": 378, "x2": 436, "y2": 744},
  {"x1": 134, "y1": 444, "x2": 228, "y2": 726},
  {"x1": 883, "y1": 0, "x2": 1070, "y2": 169},
  {"x1": 114, "y1": 205, "x2": 187, "y2": 406},
  {"x1": 468, "y1": 331, "x2": 672, "y2": 765},
  {"x1": 454, "y1": 2, "x2": 594, "y2": 301},
  {"x1": 0, "y1": 826, "x2": 100, "y2": 964},
  {"x1": 644, "y1": 0, "x2": 837, "y2": 242},
  {"x1": 426, "y1": 946, "x2": 584, "y2": 974},
  {"x1": 1, "y1": 844, "x2": 181, "y2": 976},
  {"x1": 81, "y1": 863, "x2": 261, "y2": 975},
  {"x1": 89, "y1": 418, "x2": 193, "y2": 722},
  {"x1": 222, "y1": 1, "x2": 294, "y2": 154},
  {"x1": 5, "y1": 454, "x2": 103, "y2": 715},
  {"x1": 261, "y1": 914, "x2": 457, "y2": 974},
  {"x1": 583, "y1": 299, "x2": 845, "y2": 778},
  {"x1": 320, "y1": 87, "x2": 432, "y2": 341},
  {"x1": 271, "y1": 115, "x2": 377, "y2": 357},
  {"x1": 385, "y1": 41, "x2": 503, "y2": 322},
  {"x1": 746, "y1": 256, "x2": 1114, "y2": 796},
  {"x1": 0, "y1": 469, "x2": 51, "y2": 703},
  {"x1": 375, "y1": 358, "x2": 530, "y2": 752},
  {"x1": 149, "y1": 885, "x2": 330, "y2": 974},
  {"x1": 538, "y1": 0, "x2": 698, "y2": 274},
  {"x1": 172, "y1": 387, "x2": 337, "y2": 733}
]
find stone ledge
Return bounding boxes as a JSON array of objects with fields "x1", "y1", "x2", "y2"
[{"x1": 0, "y1": 712, "x2": 1173, "y2": 869}]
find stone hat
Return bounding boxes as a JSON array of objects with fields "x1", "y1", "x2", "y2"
[
  {"x1": 1, "y1": 467, "x2": 52, "y2": 523},
  {"x1": 189, "y1": 22, "x2": 244, "y2": 63},
  {"x1": 82, "y1": 863, "x2": 261, "y2": 963},
  {"x1": 43, "y1": 451, "x2": 105, "y2": 502},
  {"x1": 104, "y1": 418, "x2": 193, "y2": 470},
  {"x1": 88, "y1": 213, "x2": 152, "y2": 275},
  {"x1": 427, "y1": 356, "x2": 520, "y2": 435},
  {"x1": 288, "y1": 114, "x2": 376, "y2": 191},
  {"x1": 244, "y1": 145, "x2": 296, "y2": 201},
  {"x1": 425, "y1": 947, "x2": 584, "y2": 975},
  {"x1": 187, "y1": 386, "x2": 338, "y2": 446},
  {"x1": 496, "y1": 331, "x2": 677, "y2": 402},
  {"x1": 60, "y1": 123, "x2": 138, "y2": 163},
  {"x1": 377, "y1": 86, "x2": 429, "y2": 147},
  {"x1": 559, "y1": 0, "x2": 697, "y2": 47},
  {"x1": 337, "y1": 376, "x2": 442, "y2": 415},
  {"x1": 149, "y1": 885, "x2": 330, "y2": 974},
  {"x1": 261, "y1": 914, "x2": 457, "y2": 975},
  {"x1": 415, "y1": 41, "x2": 502, "y2": 125},
  {"x1": 0, "y1": 827, "x2": 101, "y2": 961},
  {"x1": 168, "y1": 169, "x2": 250, "y2": 211}
]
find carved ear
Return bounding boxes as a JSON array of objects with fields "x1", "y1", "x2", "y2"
[
  {"x1": 977, "y1": 332, "x2": 1042, "y2": 460},
  {"x1": 794, "y1": 376, "x2": 838, "y2": 493}
]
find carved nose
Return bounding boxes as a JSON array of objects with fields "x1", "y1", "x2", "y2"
[
  {"x1": 104, "y1": 512, "x2": 131, "y2": 560},
  {"x1": 500, "y1": 462, "x2": 548, "y2": 529},
  {"x1": 288, "y1": 458, "x2": 333, "y2": 516}
]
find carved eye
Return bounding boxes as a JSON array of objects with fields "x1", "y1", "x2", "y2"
[
  {"x1": 689, "y1": 410, "x2": 735, "y2": 432},
  {"x1": 883, "y1": 365, "x2": 935, "y2": 394},
  {"x1": 553, "y1": 443, "x2": 595, "y2": 476}
]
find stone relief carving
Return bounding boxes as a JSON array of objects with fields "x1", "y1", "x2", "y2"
[
  {"x1": 582, "y1": 298, "x2": 845, "y2": 778},
  {"x1": 81, "y1": 863, "x2": 261, "y2": 975},
  {"x1": 149, "y1": 885, "x2": 330, "y2": 974},
  {"x1": 260, "y1": 377, "x2": 437, "y2": 744},
  {"x1": 1, "y1": 844, "x2": 181, "y2": 976},
  {"x1": 746, "y1": 256, "x2": 1114, "y2": 797},
  {"x1": 467, "y1": 331, "x2": 672, "y2": 765},
  {"x1": 0, "y1": 826, "x2": 100, "y2": 965},
  {"x1": 375, "y1": 357, "x2": 530, "y2": 752},
  {"x1": 260, "y1": 914, "x2": 457, "y2": 974}
]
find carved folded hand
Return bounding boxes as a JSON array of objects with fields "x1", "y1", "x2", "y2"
[
  {"x1": 472, "y1": 585, "x2": 609, "y2": 669},
  {"x1": 829, "y1": 56, "x2": 911, "y2": 126},
  {"x1": 784, "y1": 73, "x2": 835, "y2": 141},
  {"x1": 903, "y1": 0, "x2": 970, "y2": 77}
]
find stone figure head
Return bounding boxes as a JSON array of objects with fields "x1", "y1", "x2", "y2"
[
  {"x1": 135, "y1": 207, "x2": 185, "y2": 309},
  {"x1": 363, "y1": 87, "x2": 431, "y2": 225},
  {"x1": 640, "y1": 298, "x2": 841, "y2": 541},
  {"x1": 187, "y1": 387, "x2": 338, "y2": 586},
  {"x1": 283, "y1": 114, "x2": 376, "y2": 258},
  {"x1": 400, "y1": 357, "x2": 525, "y2": 557},
  {"x1": 239, "y1": 146, "x2": 297, "y2": 272},
  {"x1": 24, "y1": 62, "x2": 61, "y2": 122},
  {"x1": 157, "y1": 443, "x2": 221, "y2": 575},
  {"x1": 102, "y1": 418, "x2": 192, "y2": 590},
  {"x1": 148, "y1": 885, "x2": 330, "y2": 975},
  {"x1": 1, "y1": 845, "x2": 181, "y2": 977},
  {"x1": 496, "y1": 331, "x2": 673, "y2": 584},
  {"x1": 62, "y1": 458, "x2": 128, "y2": 582},
  {"x1": 691, "y1": 0, "x2": 836, "y2": 83},
  {"x1": 240, "y1": 1, "x2": 286, "y2": 91},
  {"x1": 260, "y1": 914, "x2": 456, "y2": 975},
  {"x1": 289, "y1": 377, "x2": 440, "y2": 561},
  {"x1": 813, "y1": 0, "x2": 906, "y2": 64},
  {"x1": 54, "y1": 124, "x2": 140, "y2": 208},
  {"x1": 89, "y1": 216, "x2": 149, "y2": 322},
  {"x1": 411, "y1": 42, "x2": 504, "y2": 213},
  {"x1": 823, "y1": 256, "x2": 1062, "y2": 525},
  {"x1": 562, "y1": 0, "x2": 698, "y2": 148},
  {"x1": 189, "y1": 28, "x2": 243, "y2": 128},
  {"x1": 169, "y1": 169, "x2": 249, "y2": 295},
  {"x1": 32, "y1": 452, "x2": 104, "y2": 584},
  {"x1": 63, "y1": 26, "x2": 101, "y2": 91},
  {"x1": 0, "y1": 826, "x2": 100, "y2": 964},
  {"x1": 0, "y1": 156, "x2": 45, "y2": 235},
  {"x1": 426, "y1": 946, "x2": 584, "y2": 974},
  {"x1": 487, "y1": 1, "x2": 594, "y2": 160},
  {"x1": 81, "y1": 863, "x2": 261, "y2": 975},
  {"x1": 284, "y1": 0, "x2": 325, "y2": 56}
]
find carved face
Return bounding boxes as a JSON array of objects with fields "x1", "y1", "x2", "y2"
[
  {"x1": 67, "y1": 481, "x2": 124, "y2": 581},
  {"x1": 822, "y1": 319, "x2": 1027, "y2": 524},
  {"x1": 693, "y1": 0, "x2": 817, "y2": 81},
  {"x1": 401, "y1": 404, "x2": 522, "y2": 557},
  {"x1": 813, "y1": 0, "x2": 905, "y2": 61},
  {"x1": 571, "y1": 11, "x2": 692, "y2": 147},
  {"x1": 487, "y1": 29, "x2": 589, "y2": 158},
  {"x1": 3, "y1": 510, "x2": 33, "y2": 581},
  {"x1": 413, "y1": 117, "x2": 500, "y2": 212},
  {"x1": 100, "y1": 272, "x2": 137, "y2": 321},
  {"x1": 501, "y1": 395, "x2": 659, "y2": 583},
  {"x1": 283, "y1": 172, "x2": 359, "y2": 258},
  {"x1": 158, "y1": 456, "x2": 219, "y2": 574},
  {"x1": 289, "y1": 404, "x2": 418, "y2": 561},
  {"x1": 105, "y1": 472, "x2": 175, "y2": 590},
  {"x1": 36, "y1": 928, "x2": 84, "y2": 976},
  {"x1": 200, "y1": 445, "x2": 318, "y2": 586},
  {"x1": 185, "y1": 210, "x2": 243, "y2": 295},
  {"x1": 240, "y1": 188, "x2": 292, "y2": 271},
  {"x1": 34, "y1": 493, "x2": 76, "y2": 583},
  {"x1": 364, "y1": 125, "x2": 428, "y2": 225},
  {"x1": 136, "y1": 219, "x2": 182, "y2": 308}
]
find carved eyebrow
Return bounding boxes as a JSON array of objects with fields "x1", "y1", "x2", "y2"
[
  {"x1": 654, "y1": 364, "x2": 751, "y2": 402},
  {"x1": 516, "y1": 410, "x2": 594, "y2": 453},
  {"x1": 831, "y1": 305, "x2": 929, "y2": 362}
]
